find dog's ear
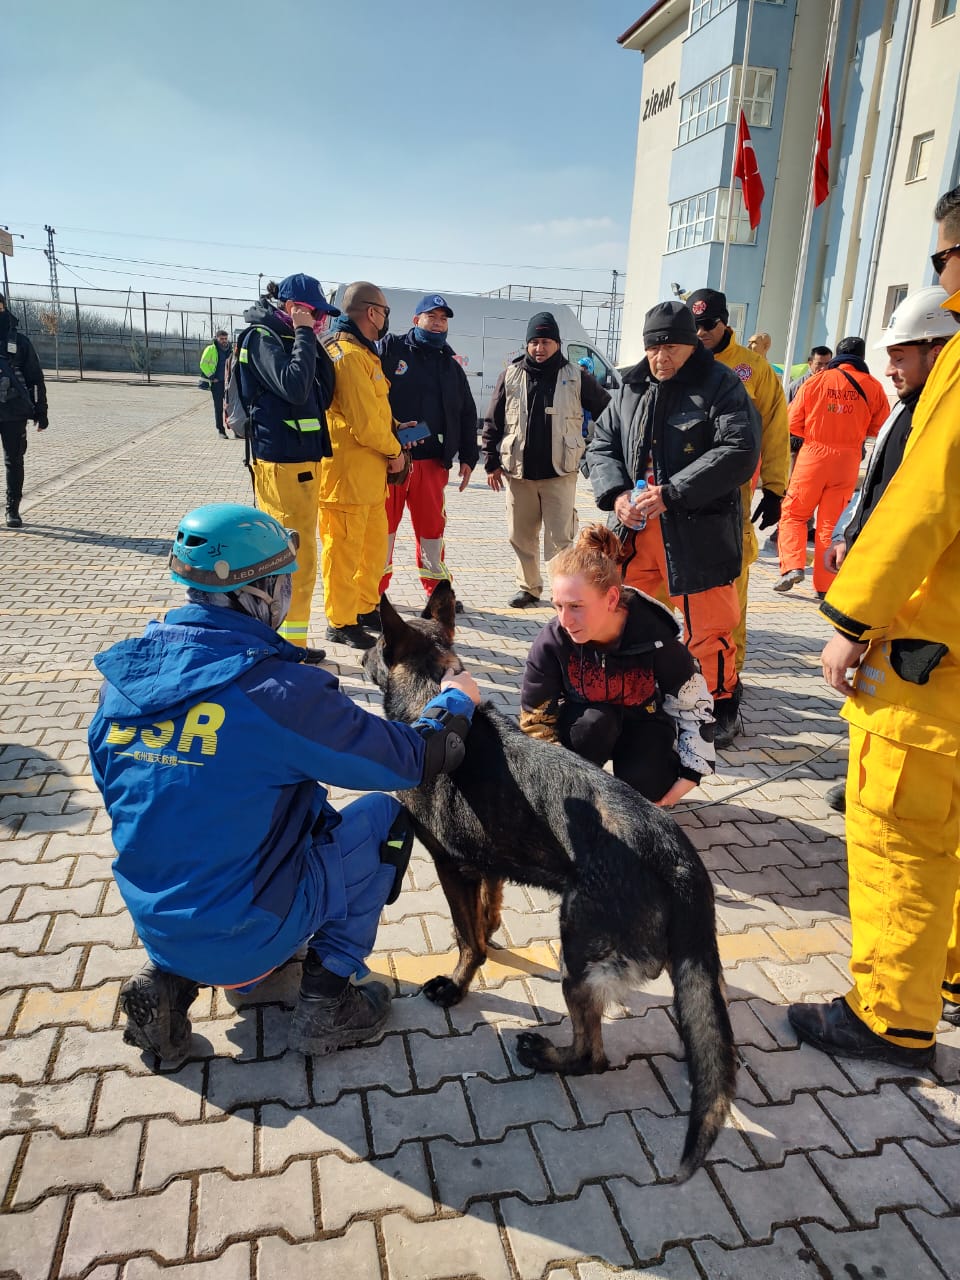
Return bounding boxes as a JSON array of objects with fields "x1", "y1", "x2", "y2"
[
  {"x1": 378, "y1": 593, "x2": 416, "y2": 662},
  {"x1": 424, "y1": 581, "x2": 456, "y2": 639}
]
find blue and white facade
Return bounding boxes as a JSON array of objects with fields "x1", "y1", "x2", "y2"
[{"x1": 618, "y1": 0, "x2": 960, "y2": 366}]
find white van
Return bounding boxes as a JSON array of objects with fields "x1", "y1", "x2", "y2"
[{"x1": 328, "y1": 286, "x2": 620, "y2": 415}]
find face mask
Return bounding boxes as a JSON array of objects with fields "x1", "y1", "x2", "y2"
[
  {"x1": 234, "y1": 575, "x2": 292, "y2": 630},
  {"x1": 413, "y1": 326, "x2": 446, "y2": 349},
  {"x1": 376, "y1": 316, "x2": 389, "y2": 341},
  {"x1": 312, "y1": 314, "x2": 329, "y2": 336}
]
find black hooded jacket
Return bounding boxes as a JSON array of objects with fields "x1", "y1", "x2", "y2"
[
  {"x1": 0, "y1": 310, "x2": 47, "y2": 426},
  {"x1": 586, "y1": 343, "x2": 759, "y2": 595}
]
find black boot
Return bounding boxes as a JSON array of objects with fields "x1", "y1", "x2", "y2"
[
  {"x1": 788, "y1": 997, "x2": 934, "y2": 1068},
  {"x1": 713, "y1": 681, "x2": 743, "y2": 749},
  {"x1": 287, "y1": 954, "x2": 391, "y2": 1056},
  {"x1": 119, "y1": 961, "x2": 199, "y2": 1064}
]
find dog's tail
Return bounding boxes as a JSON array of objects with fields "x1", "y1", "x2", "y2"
[{"x1": 668, "y1": 870, "x2": 737, "y2": 1183}]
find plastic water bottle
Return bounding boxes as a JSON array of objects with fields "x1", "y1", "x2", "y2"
[{"x1": 632, "y1": 478, "x2": 648, "y2": 531}]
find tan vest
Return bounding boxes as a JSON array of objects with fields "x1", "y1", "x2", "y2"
[{"x1": 501, "y1": 361, "x2": 586, "y2": 479}]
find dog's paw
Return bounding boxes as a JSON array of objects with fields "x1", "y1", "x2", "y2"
[
  {"x1": 421, "y1": 975, "x2": 465, "y2": 1007},
  {"x1": 515, "y1": 1030, "x2": 552, "y2": 1071}
]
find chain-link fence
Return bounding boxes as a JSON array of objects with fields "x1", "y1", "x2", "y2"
[
  {"x1": 481, "y1": 283, "x2": 624, "y2": 363},
  {"x1": 3, "y1": 284, "x2": 256, "y2": 383},
  {"x1": 5, "y1": 279, "x2": 626, "y2": 380}
]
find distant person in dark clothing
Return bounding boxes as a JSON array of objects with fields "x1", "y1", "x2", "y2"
[
  {"x1": 0, "y1": 293, "x2": 48, "y2": 529},
  {"x1": 199, "y1": 330, "x2": 231, "y2": 437},
  {"x1": 378, "y1": 293, "x2": 479, "y2": 610},
  {"x1": 481, "y1": 311, "x2": 610, "y2": 608}
]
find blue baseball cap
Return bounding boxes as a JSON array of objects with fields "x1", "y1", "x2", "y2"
[
  {"x1": 276, "y1": 273, "x2": 341, "y2": 317},
  {"x1": 414, "y1": 293, "x2": 454, "y2": 318}
]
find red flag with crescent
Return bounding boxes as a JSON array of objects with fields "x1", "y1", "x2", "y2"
[{"x1": 733, "y1": 109, "x2": 764, "y2": 230}]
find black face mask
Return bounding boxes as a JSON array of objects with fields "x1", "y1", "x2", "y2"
[{"x1": 376, "y1": 315, "x2": 389, "y2": 341}]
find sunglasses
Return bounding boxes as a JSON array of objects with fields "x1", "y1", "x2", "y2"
[
  {"x1": 358, "y1": 301, "x2": 390, "y2": 319},
  {"x1": 695, "y1": 317, "x2": 724, "y2": 331},
  {"x1": 931, "y1": 243, "x2": 960, "y2": 276}
]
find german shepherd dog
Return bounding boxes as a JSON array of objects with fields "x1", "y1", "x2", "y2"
[{"x1": 363, "y1": 583, "x2": 737, "y2": 1182}]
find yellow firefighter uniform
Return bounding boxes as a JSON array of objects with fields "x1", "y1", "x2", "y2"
[
  {"x1": 713, "y1": 332, "x2": 790, "y2": 671},
  {"x1": 319, "y1": 331, "x2": 401, "y2": 629},
  {"x1": 820, "y1": 293, "x2": 960, "y2": 1050}
]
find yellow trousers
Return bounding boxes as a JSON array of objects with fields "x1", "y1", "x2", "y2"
[
  {"x1": 318, "y1": 501, "x2": 388, "y2": 629},
  {"x1": 844, "y1": 721, "x2": 960, "y2": 1048},
  {"x1": 252, "y1": 460, "x2": 320, "y2": 647}
]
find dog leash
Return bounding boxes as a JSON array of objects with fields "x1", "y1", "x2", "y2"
[{"x1": 671, "y1": 731, "x2": 848, "y2": 813}]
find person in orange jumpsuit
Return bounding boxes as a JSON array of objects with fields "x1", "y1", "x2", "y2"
[{"x1": 775, "y1": 337, "x2": 888, "y2": 597}]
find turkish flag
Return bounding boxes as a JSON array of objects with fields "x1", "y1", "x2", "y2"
[
  {"x1": 733, "y1": 110, "x2": 764, "y2": 230},
  {"x1": 814, "y1": 64, "x2": 832, "y2": 207}
]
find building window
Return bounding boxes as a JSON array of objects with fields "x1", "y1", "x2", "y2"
[
  {"x1": 883, "y1": 285, "x2": 909, "y2": 327},
  {"x1": 737, "y1": 67, "x2": 777, "y2": 128},
  {"x1": 906, "y1": 132, "x2": 934, "y2": 182},
  {"x1": 727, "y1": 302, "x2": 748, "y2": 336},
  {"x1": 667, "y1": 188, "x2": 757, "y2": 252},
  {"x1": 933, "y1": 0, "x2": 956, "y2": 22},
  {"x1": 690, "y1": 0, "x2": 736, "y2": 32},
  {"x1": 678, "y1": 66, "x2": 776, "y2": 145}
]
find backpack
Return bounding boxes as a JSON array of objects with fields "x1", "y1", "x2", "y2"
[
  {"x1": 0, "y1": 338, "x2": 35, "y2": 420},
  {"x1": 223, "y1": 325, "x2": 268, "y2": 438}
]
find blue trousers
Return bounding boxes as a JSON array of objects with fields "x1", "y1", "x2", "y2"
[{"x1": 306, "y1": 791, "x2": 401, "y2": 980}]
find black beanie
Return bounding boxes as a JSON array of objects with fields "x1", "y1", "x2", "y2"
[
  {"x1": 643, "y1": 301, "x2": 698, "y2": 348},
  {"x1": 685, "y1": 287, "x2": 729, "y2": 327},
  {"x1": 526, "y1": 311, "x2": 561, "y2": 344}
]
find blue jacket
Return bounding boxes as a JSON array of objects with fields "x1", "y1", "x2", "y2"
[
  {"x1": 88, "y1": 605, "x2": 472, "y2": 985},
  {"x1": 379, "y1": 330, "x2": 479, "y2": 469},
  {"x1": 239, "y1": 302, "x2": 336, "y2": 464}
]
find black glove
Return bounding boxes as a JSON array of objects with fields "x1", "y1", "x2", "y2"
[
  {"x1": 36, "y1": 416, "x2": 49, "y2": 431},
  {"x1": 789, "y1": 434, "x2": 803, "y2": 454},
  {"x1": 751, "y1": 488, "x2": 782, "y2": 529}
]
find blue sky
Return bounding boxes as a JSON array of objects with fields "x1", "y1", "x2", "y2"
[{"x1": 6, "y1": 2, "x2": 645, "y2": 304}]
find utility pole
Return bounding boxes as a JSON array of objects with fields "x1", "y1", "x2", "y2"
[
  {"x1": 607, "y1": 268, "x2": 620, "y2": 363},
  {"x1": 44, "y1": 224, "x2": 61, "y2": 376}
]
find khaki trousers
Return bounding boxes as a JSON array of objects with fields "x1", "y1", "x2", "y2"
[{"x1": 504, "y1": 473, "x2": 578, "y2": 598}]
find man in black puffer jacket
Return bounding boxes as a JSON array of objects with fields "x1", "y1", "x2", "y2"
[{"x1": 587, "y1": 301, "x2": 759, "y2": 747}]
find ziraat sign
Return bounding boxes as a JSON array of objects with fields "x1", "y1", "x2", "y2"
[{"x1": 642, "y1": 82, "x2": 677, "y2": 121}]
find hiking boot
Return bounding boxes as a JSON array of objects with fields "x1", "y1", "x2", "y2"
[
  {"x1": 825, "y1": 781, "x2": 846, "y2": 813},
  {"x1": 119, "y1": 962, "x2": 199, "y2": 1064},
  {"x1": 713, "y1": 682, "x2": 742, "y2": 750},
  {"x1": 6, "y1": 510, "x2": 23, "y2": 529},
  {"x1": 942, "y1": 997, "x2": 960, "y2": 1027},
  {"x1": 357, "y1": 609, "x2": 382, "y2": 632},
  {"x1": 773, "y1": 569, "x2": 805, "y2": 593},
  {"x1": 508, "y1": 590, "x2": 540, "y2": 609},
  {"x1": 287, "y1": 980, "x2": 392, "y2": 1056},
  {"x1": 788, "y1": 997, "x2": 935, "y2": 1069},
  {"x1": 300, "y1": 646, "x2": 327, "y2": 665},
  {"x1": 325, "y1": 624, "x2": 376, "y2": 650}
]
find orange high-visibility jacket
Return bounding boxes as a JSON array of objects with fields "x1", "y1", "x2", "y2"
[{"x1": 788, "y1": 362, "x2": 889, "y2": 453}]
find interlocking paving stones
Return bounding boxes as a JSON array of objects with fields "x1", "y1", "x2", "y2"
[{"x1": 2, "y1": 382, "x2": 958, "y2": 1278}]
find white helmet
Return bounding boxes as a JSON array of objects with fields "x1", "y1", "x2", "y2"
[{"x1": 875, "y1": 286, "x2": 958, "y2": 348}]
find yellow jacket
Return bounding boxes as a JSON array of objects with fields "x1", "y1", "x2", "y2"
[
  {"x1": 821, "y1": 290, "x2": 960, "y2": 738},
  {"x1": 319, "y1": 331, "x2": 400, "y2": 505},
  {"x1": 713, "y1": 331, "x2": 790, "y2": 562}
]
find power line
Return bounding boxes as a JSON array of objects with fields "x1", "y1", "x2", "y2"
[{"x1": 12, "y1": 219, "x2": 621, "y2": 276}]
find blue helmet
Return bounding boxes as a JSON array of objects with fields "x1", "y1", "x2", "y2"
[{"x1": 169, "y1": 503, "x2": 298, "y2": 592}]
